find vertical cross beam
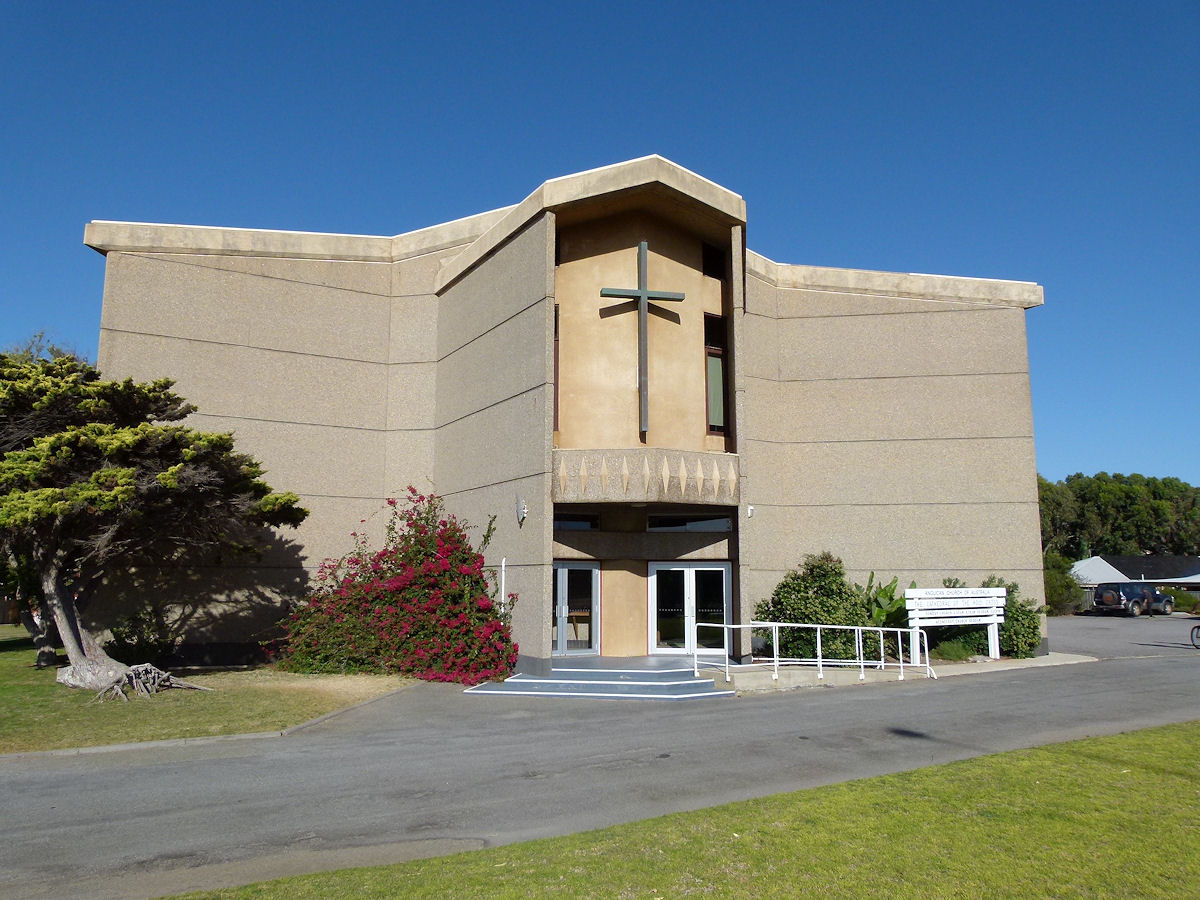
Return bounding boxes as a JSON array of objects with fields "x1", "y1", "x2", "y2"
[{"x1": 600, "y1": 241, "x2": 685, "y2": 433}]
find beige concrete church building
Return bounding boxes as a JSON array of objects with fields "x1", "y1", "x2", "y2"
[{"x1": 85, "y1": 156, "x2": 1045, "y2": 673}]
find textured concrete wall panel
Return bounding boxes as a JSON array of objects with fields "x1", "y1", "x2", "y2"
[
  {"x1": 386, "y1": 361, "x2": 436, "y2": 430},
  {"x1": 746, "y1": 437, "x2": 1037, "y2": 507},
  {"x1": 775, "y1": 287, "x2": 993, "y2": 319},
  {"x1": 742, "y1": 372, "x2": 1034, "y2": 444},
  {"x1": 434, "y1": 213, "x2": 555, "y2": 662},
  {"x1": 435, "y1": 304, "x2": 548, "y2": 428},
  {"x1": 740, "y1": 501, "x2": 1043, "y2": 588},
  {"x1": 740, "y1": 309, "x2": 779, "y2": 382},
  {"x1": 383, "y1": 430, "x2": 436, "y2": 498},
  {"x1": 435, "y1": 391, "x2": 550, "y2": 494},
  {"x1": 387, "y1": 294, "x2": 439, "y2": 363},
  {"x1": 775, "y1": 307, "x2": 1028, "y2": 381},
  {"x1": 100, "y1": 253, "x2": 391, "y2": 362},
  {"x1": 436, "y1": 216, "x2": 555, "y2": 359},
  {"x1": 185, "y1": 413, "x2": 384, "y2": 499},
  {"x1": 99, "y1": 333, "x2": 387, "y2": 430}
]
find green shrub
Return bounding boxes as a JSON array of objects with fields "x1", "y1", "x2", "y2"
[
  {"x1": 1043, "y1": 550, "x2": 1083, "y2": 615},
  {"x1": 1163, "y1": 588, "x2": 1198, "y2": 613},
  {"x1": 105, "y1": 605, "x2": 178, "y2": 666},
  {"x1": 987, "y1": 576, "x2": 1044, "y2": 658},
  {"x1": 755, "y1": 552, "x2": 870, "y2": 660}
]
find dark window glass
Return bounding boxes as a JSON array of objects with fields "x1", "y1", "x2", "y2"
[
  {"x1": 704, "y1": 314, "x2": 728, "y2": 435},
  {"x1": 554, "y1": 514, "x2": 599, "y2": 531},
  {"x1": 702, "y1": 242, "x2": 726, "y2": 280},
  {"x1": 647, "y1": 515, "x2": 732, "y2": 533}
]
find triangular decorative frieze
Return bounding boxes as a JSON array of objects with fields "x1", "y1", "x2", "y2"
[{"x1": 550, "y1": 449, "x2": 739, "y2": 504}]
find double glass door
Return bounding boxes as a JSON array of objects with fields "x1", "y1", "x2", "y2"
[
  {"x1": 648, "y1": 562, "x2": 731, "y2": 655},
  {"x1": 552, "y1": 562, "x2": 599, "y2": 655}
]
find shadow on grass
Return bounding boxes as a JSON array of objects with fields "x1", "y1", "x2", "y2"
[{"x1": 0, "y1": 632, "x2": 35, "y2": 654}]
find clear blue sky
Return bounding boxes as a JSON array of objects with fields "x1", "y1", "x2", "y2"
[{"x1": 2, "y1": 1, "x2": 1196, "y2": 484}]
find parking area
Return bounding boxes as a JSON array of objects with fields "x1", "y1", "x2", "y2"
[{"x1": 1048, "y1": 610, "x2": 1200, "y2": 658}]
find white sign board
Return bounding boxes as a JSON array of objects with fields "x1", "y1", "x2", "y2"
[{"x1": 904, "y1": 587, "x2": 1007, "y2": 659}]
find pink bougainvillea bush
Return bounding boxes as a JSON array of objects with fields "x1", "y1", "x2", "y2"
[{"x1": 275, "y1": 488, "x2": 518, "y2": 685}]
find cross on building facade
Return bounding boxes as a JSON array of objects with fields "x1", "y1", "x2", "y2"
[{"x1": 600, "y1": 240, "x2": 685, "y2": 434}]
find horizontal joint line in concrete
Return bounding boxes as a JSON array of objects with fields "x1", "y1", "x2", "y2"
[
  {"x1": 743, "y1": 434, "x2": 1034, "y2": 446},
  {"x1": 435, "y1": 295, "x2": 548, "y2": 364},
  {"x1": 290, "y1": 491, "x2": 396, "y2": 501},
  {"x1": 747, "y1": 499, "x2": 1039, "y2": 509},
  {"x1": 744, "y1": 303, "x2": 1007, "y2": 321},
  {"x1": 439, "y1": 471, "x2": 550, "y2": 499},
  {"x1": 119, "y1": 251, "x2": 396, "y2": 298},
  {"x1": 434, "y1": 382, "x2": 548, "y2": 430},
  {"x1": 98, "y1": 328, "x2": 396, "y2": 367},
  {"x1": 740, "y1": 370, "x2": 1029, "y2": 385},
  {"x1": 188, "y1": 411, "x2": 431, "y2": 434},
  {"x1": 769, "y1": 288, "x2": 1026, "y2": 308},
  {"x1": 748, "y1": 504, "x2": 1041, "y2": 511}
]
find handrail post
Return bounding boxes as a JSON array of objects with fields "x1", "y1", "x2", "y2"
[
  {"x1": 856, "y1": 627, "x2": 865, "y2": 681},
  {"x1": 772, "y1": 624, "x2": 779, "y2": 681},
  {"x1": 815, "y1": 625, "x2": 823, "y2": 680}
]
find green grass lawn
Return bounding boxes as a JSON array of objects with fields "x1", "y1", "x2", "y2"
[
  {"x1": 0, "y1": 624, "x2": 406, "y2": 753},
  {"x1": 172, "y1": 721, "x2": 1200, "y2": 899}
]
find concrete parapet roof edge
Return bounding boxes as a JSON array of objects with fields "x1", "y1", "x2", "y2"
[
  {"x1": 433, "y1": 155, "x2": 747, "y2": 293},
  {"x1": 746, "y1": 249, "x2": 1045, "y2": 309},
  {"x1": 82, "y1": 206, "x2": 516, "y2": 262}
]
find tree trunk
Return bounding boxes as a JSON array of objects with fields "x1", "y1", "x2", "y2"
[{"x1": 40, "y1": 561, "x2": 130, "y2": 691}]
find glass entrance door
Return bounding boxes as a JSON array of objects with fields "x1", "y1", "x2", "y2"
[
  {"x1": 648, "y1": 562, "x2": 731, "y2": 655},
  {"x1": 552, "y1": 562, "x2": 600, "y2": 655}
]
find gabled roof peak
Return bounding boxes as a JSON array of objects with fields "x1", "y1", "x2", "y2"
[{"x1": 435, "y1": 155, "x2": 746, "y2": 291}]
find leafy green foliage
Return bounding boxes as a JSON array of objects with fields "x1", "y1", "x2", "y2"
[
  {"x1": 105, "y1": 606, "x2": 179, "y2": 666},
  {"x1": 755, "y1": 552, "x2": 870, "y2": 660},
  {"x1": 1039, "y1": 472, "x2": 1200, "y2": 558},
  {"x1": 858, "y1": 572, "x2": 914, "y2": 629},
  {"x1": 1042, "y1": 550, "x2": 1083, "y2": 615},
  {"x1": 276, "y1": 489, "x2": 518, "y2": 685},
  {"x1": 1162, "y1": 587, "x2": 1197, "y2": 613}
]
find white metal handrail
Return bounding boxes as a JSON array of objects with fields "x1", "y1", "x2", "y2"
[{"x1": 694, "y1": 621, "x2": 937, "y2": 684}]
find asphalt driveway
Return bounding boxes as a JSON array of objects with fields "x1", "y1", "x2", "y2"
[{"x1": 2, "y1": 614, "x2": 1198, "y2": 900}]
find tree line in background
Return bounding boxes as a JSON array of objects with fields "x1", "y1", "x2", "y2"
[
  {"x1": 1039, "y1": 473, "x2": 1200, "y2": 559},
  {"x1": 1039, "y1": 472, "x2": 1200, "y2": 615}
]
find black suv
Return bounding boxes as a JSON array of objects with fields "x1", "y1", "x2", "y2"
[{"x1": 1092, "y1": 582, "x2": 1174, "y2": 617}]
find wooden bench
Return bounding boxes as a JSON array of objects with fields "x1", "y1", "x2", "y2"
[{"x1": 904, "y1": 588, "x2": 1007, "y2": 659}]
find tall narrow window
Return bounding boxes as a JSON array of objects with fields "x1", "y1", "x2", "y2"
[
  {"x1": 704, "y1": 314, "x2": 728, "y2": 435},
  {"x1": 553, "y1": 304, "x2": 560, "y2": 431}
]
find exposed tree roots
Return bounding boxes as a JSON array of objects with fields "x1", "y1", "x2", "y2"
[{"x1": 86, "y1": 663, "x2": 214, "y2": 703}]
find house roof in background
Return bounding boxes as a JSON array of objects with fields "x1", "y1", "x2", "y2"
[{"x1": 1072, "y1": 555, "x2": 1200, "y2": 585}]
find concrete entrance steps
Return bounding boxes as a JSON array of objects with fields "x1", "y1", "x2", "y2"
[{"x1": 464, "y1": 666, "x2": 735, "y2": 701}]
